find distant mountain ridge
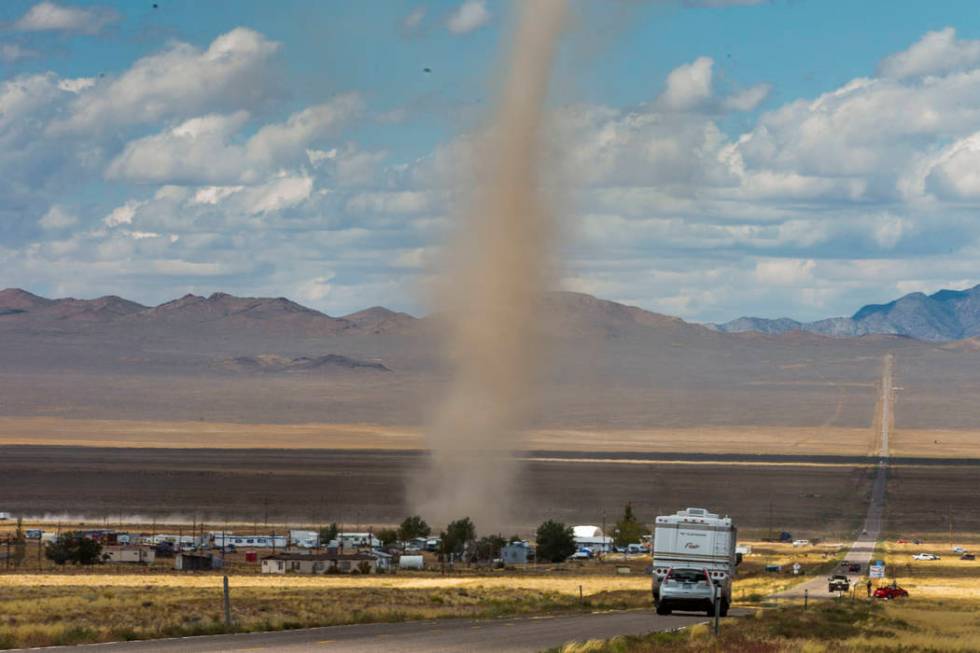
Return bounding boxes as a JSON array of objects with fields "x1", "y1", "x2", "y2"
[
  {"x1": 0, "y1": 289, "x2": 419, "y2": 335},
  {"x1": 710, "y1": 283, "x2": 980, "y2": 341}
]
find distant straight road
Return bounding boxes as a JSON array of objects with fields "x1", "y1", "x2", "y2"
[
  {"x1": 10, "y1": 610, "x2": 726, "y2": 653},
  {"x1": 774, "y1": 353, "x2": 893, "y2": 600}
]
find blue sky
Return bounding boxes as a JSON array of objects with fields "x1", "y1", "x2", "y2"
[{"x1": 4, "y1": 0, "x2": 980, "y2": 322}]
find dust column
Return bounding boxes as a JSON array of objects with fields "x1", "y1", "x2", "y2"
[{"x1": 413, "y1": 0, "x2": 567, "y2": 530}]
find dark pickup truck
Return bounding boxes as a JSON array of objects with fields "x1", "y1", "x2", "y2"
[{"x1": 828, "y1": 575, "x2": 850, "y2": 593}]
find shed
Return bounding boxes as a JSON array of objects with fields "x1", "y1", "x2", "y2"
[
  {"x1": 175, "y1": 553, "x2": 222, "y2": 571},
  {"x1": 501, "y1": 542, "x2": 530, "y2": 565}
]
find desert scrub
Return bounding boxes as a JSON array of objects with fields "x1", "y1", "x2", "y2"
[{"x1": 0, "y1": 583, "x2": 647, "y2": 649}]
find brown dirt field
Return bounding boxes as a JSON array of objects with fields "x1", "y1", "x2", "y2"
[
  {"x1": 0, "y1": 446, "x2": 872, "y2": 535},
  {"x1": 0, "y1": 417, "x2": 877, "y2": 456},
  {"x1": 884, "y1": 464, "x2": 980, "y2": 539}
]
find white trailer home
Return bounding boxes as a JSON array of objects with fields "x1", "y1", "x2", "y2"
[
  {"x1": 261, "y1": 552, "x2": 381, "y2": 574},
  {"x1": 220, "y1": 534, "x2": 288, "y2": 549}
]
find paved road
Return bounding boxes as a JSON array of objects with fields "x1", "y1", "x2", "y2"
[
  {"x1": 11, "y1": 610, "x2": 732, "y2": 653},
  {"x1": 773, "y1": 354, "x2": 893, "y2": 600}
]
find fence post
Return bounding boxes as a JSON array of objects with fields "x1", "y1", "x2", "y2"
[
  {"x1": 804, "y1": 588, "x2": 809, "y2": 610},
  {"x1": 713, "y1": 585, "x2": 721, "y2": 635},
  {"x1": 223, "y1": 575, "x2": 232, "y2": 627},
  {"x1": 579, "y1": 585, "x2": 583, "y2": 606}
]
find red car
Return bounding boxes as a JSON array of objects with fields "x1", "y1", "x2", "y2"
[{"x1": 873, "y1": 586, "x2": 909, "y2": 600}]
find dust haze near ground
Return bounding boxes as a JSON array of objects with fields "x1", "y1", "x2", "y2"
[{"x1": 410, "y1": 0, "x2": 567, "y2": 530}]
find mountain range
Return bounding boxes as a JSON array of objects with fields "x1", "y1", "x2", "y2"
[
  {"x1": 2, "y1": 285, "x2": 979, "y2": 429},
  {"x1": 0, "y1": 288, "x2": 417, "y2": 336},
  {"x1": 7, "y1": 283, "x2": 980, "y2": 342},
  {"x1": 709, "y1": 284, "x2": 980, "y2": 342}
]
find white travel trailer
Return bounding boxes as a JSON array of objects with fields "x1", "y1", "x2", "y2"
[
  {"x1": 289, "y1": 530, "x2": 319, "y2": 548},
  {"x1": 652, "y1": 507, "x2": 738, "y2": 617}
]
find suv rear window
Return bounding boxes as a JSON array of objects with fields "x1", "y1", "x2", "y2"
[{"x1": 670, "y1": 569, "x2": 707, "y2": 583}]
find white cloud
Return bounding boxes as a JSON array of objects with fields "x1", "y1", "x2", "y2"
[
  {"x1": 721, "y1": 83, "x2": 771, "y2": 112},
  {"x1": 107, "y1": 94, "x2": 361, "y2": 185},
  {"x1": 879, "y1": 27, "x2": 980, "y2": 79},
  {"x1": 14, "y1": 1, "x2": 118, "y2": 34},
  {"x1": 660, "y1": 57, "x2": 714, "y2": 111},
  {"x1": 56, "y1": 77, "x2": 96, "y2": 94},
  {"x1": 38, "y1": 205, "x2": 77, "y2": 230},
  {"x1": 297, "y1": 274, "x2": 335, "y2": 302},
  {"x1": 104, "y1": 200, "x2": 144, "y2": 227},
  {"x1": 239, "y1": 175, "x2": 314, "y2": 214},
  {"x1": 447, "y1": 0, "x2": 490, "y2": 34},
  {"x1": 53, "y1": 28, "x2": 279, "y2": 134}
]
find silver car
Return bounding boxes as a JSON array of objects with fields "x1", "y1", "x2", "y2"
[{"x1": 655, "y1": 567, "x2": 723, "y2": 616}]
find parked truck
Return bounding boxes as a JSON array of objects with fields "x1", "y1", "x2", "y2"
[{"x1": 651, "y1": 507, "x2": 738, "y2": 617}]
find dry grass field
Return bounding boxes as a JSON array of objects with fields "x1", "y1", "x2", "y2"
[
  {"x1": 0, "y1": 583, "x2": 647, "y2": 649},
  {"x1": 0, "y1": 416, "x2": 879, "y2": 456},
  {"x1": 889, "y1": 428, "x2": 980, "y2": 458},
  {"x1": 0, "y1": 540, "x2": 848, "y2": 649}
]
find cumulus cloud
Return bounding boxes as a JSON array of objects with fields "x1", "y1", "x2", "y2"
[
  {"x1": 879, "y1": 27, "x2": 980, "y2": 79},
  {"x1": 106, "y1": 94, "x2": 362, "y2": 185},
  {"x1": 14, "y1": 1, "x2": 118, "y2": 34},
  {"x1": 104, "y1": 200, "x2": 144, "y2": 227},
  {"x1": 660, "y1": 56, "x2": 714, "y2": 110},
  {"x1": 447, "y1": 0, "x2": 490, "y2": 34},
  {"x1": 52, "y1": 28, "x2": 280, "y2": 134},
  {"x1": 13, "y1": 24, "x2": 980, "y2": 322},
  {"x1": 721, "y1": 83, "x2": 771, "y2": 111}
]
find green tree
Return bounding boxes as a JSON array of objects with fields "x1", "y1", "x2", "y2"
[
  {"x1": 397, "y1": 515, "x2": 431, "y2": 541},
  {"x1": 44, "y1": 533, "x2": 103, "y2": 565},
  {"x1": 471, "y1": 534, "x2": 506, "y2": 562},
  {"x1": 535, "y1": 520, "x2": 577, "y2": 563},
  {"x1": 376, "y1": 528, "x2": 399, "y2": 548},
  {"x1": 319, "y1": 522, "x2": 339, "y2": 544},
  {"x1": 613, "y1": 502, "x2": 650, "y2": 547},
  {"x1": 440, "y1": 517, "x2": 476, "y2": 557}
]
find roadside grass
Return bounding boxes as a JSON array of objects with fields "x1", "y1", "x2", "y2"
[
  {"x1": 0, "y1": 584, "x2": 648, "y2": 649},
  {"x1": 548, "y1": 598, "x2": 980, "y2": 652}
]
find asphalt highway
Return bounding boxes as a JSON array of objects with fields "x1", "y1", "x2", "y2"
[
  {"x1": 773, "y1": 354, "x2": 892, "y2": 600},
  {"x1": 13, "y1": 610, "x2": 729, "y2": 653}
]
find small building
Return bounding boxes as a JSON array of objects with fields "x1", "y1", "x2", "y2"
[
  {"x1": 573, "y1": 525, "x2": 613, "y2": 553},
  {"x1": 103, "y1": 546, "x2": 155, "y2": 564},
  {"x1": 175, "y1": 552, "x2": 223, "y2": 571},
  {"x1": 501, "y1": 542, "x2": 531, "y2": 565},
  {"x1": 261, "y1": 552, "x2": 381, "y2": 575}
]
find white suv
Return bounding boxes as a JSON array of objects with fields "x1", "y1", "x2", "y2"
[{"x1": 655, "y1": 567, "x2": 725, "y2": 616}]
